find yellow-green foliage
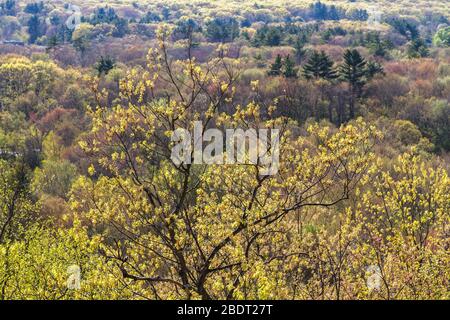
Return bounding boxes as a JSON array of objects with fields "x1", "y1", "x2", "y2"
[
  {"x1": 0, "y1": 2, "x2": 449, "y2": 301},
  {"x1": 0, "y1": 221, "x2": 141, "y2": 299}
]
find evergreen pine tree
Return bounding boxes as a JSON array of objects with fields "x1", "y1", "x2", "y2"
[
  {"x1": 95, "y1": 56, "x2": 116, "y2": 76},
  {"x1": 407, "y1": 38, "x2": 429, "y2": 58},
  {"x1": 46, "y1": 35, "x2": 58, "y2": 52},
  {"x1": 302, "y1": 50, "x2": 337, "y2": 80},
  {"x1": 328, "y1": 5, "x2": 340, "y2": 20},
  {"x1": 283, "y1": 55, "x2": 297, "y2": 78},
  {"x1": 365, "y1": 61, "x2": 384, "y2": 80},
  {"x1": 311, "y1": 1, "x2": 328, "y2": 20},
  {"x1": 339, "y1": 49, "x2": 367, "y2": 119},
  {"x1": 27, "y1": 15, "x2": 41, "y2": 44},
  {"x1": 1, "y1": 0, "x2": 16, "y2": 16},
  {"x1": 268, "y1": 54, "x2": 283, "y2": 76},
  {"x1": 266, "y1": 27, "x2": 281, "y2": 46},
  {"x1": 294, "y1": 37, "x2": 307, "y2": 64}
]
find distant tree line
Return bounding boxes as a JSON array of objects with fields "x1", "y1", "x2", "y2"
[
  {"x1": 309, "y1": 1, "x2": 369, "y2": 21},
  {"x1": 268, "y1": 48, "x2": 384, "y2": 123}
]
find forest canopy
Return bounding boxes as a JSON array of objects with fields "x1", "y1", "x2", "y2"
[{"x1": 0, "y1": 0, "x2": 449, "y2": 300}]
